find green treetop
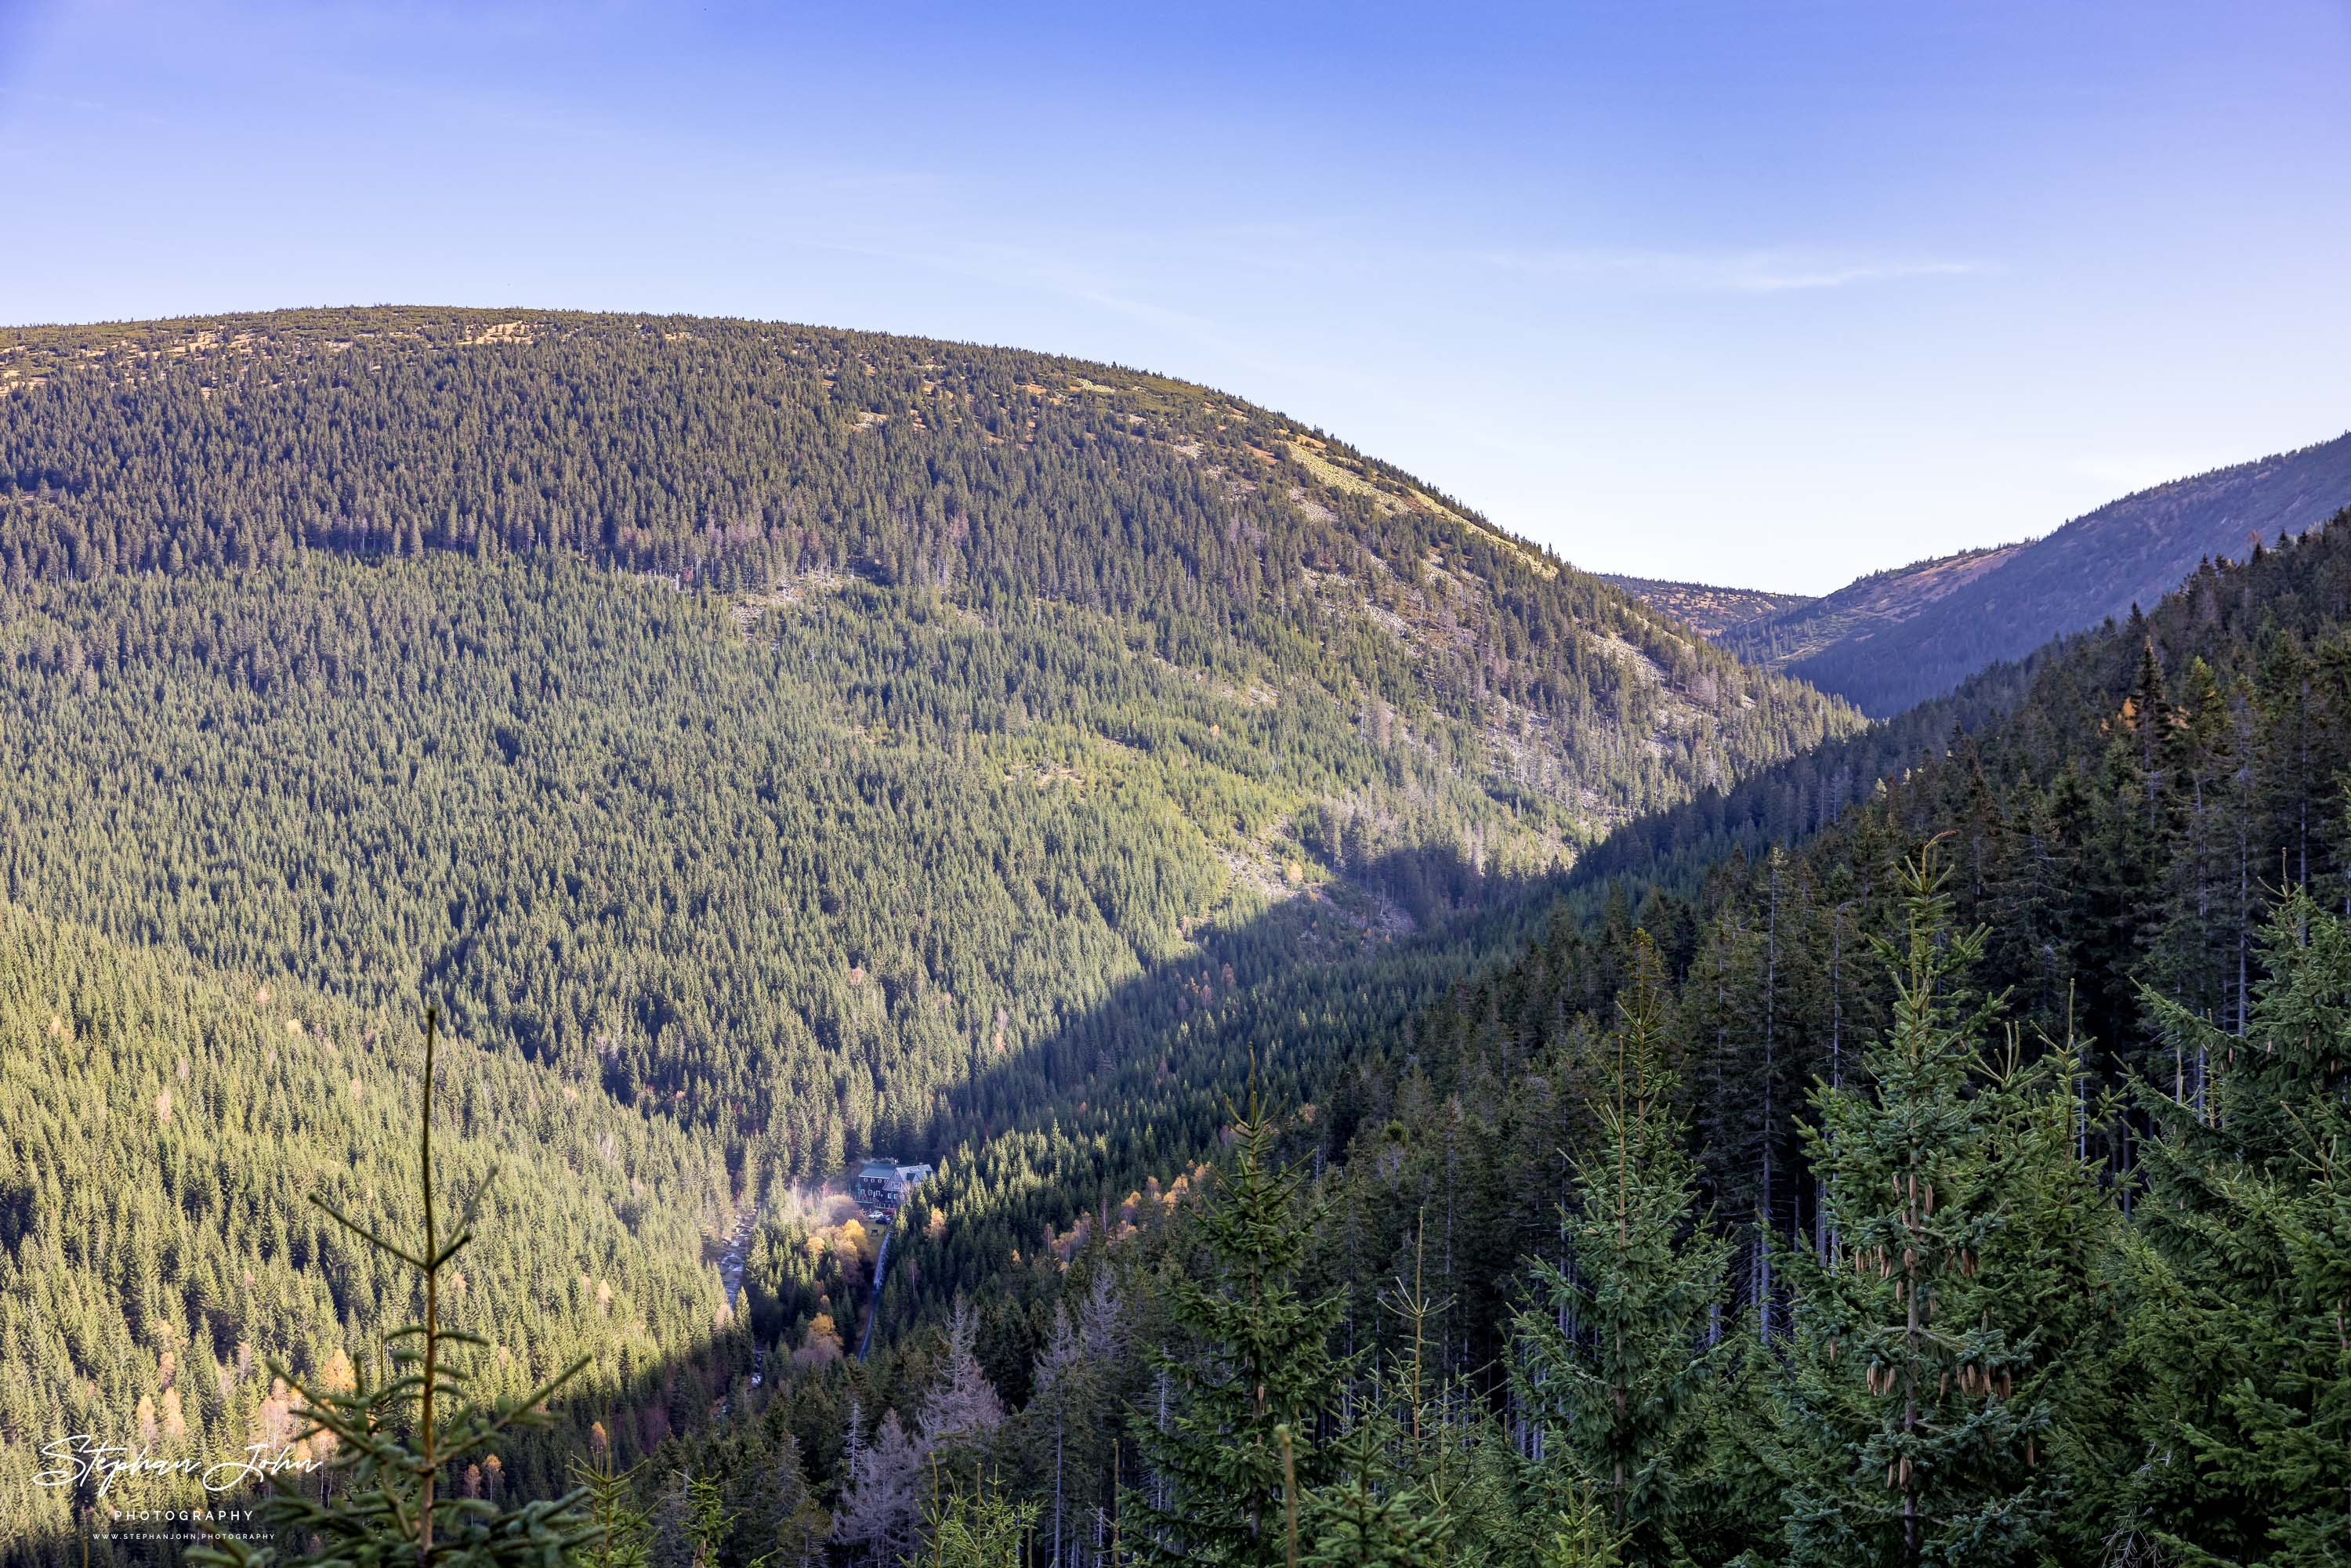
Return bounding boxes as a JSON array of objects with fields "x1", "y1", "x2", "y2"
[
  {"x1": 1130, "y1": 1083, "x2": 1346, "y2": 1566},
  {"x1": 1510, "y1": 932, "x2": 1732, "y2": 1566}
]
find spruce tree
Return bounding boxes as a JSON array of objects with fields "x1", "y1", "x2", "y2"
[
  {"x1": 1298, "y1": 1407, "x2": 1447, "y2": 1568},
  {"x1": 647, "y1": 1472, "x2": 740, "y2": 1568},
  {"x1": 1028, "y1": 1274, "x2": 1127, "y2": 1568},
  {"x1": 1031, "y1": 1301, "x2": 1088, "y2": 1568},
  {"x1": 2119, "y1": 882, "x2": 2351, "y2": 1565},
  {"x1": 2150, "y1": 654, "x2": 2240, "y2": 1055},
  {"x1": 725, "y1": 1431, "x2": 824, "y2": 1568},
  {"x1": 918, "y1": 1298, "x2": 1009, "y2": 1463},
  {"x1": 1432, "y1": 1416, "x2": 1625, "y2": 1568},
  {"x1": 1509, "y1": 932, "x2": 1730, "y2": 1565},
  {"x1": 572, "y1": 1439, "x2": 650, "y2": 1568},
  {"x1": 1130, "y1": 1085, "x2": 1346, "y2": 1566},
  {"x1": 1773, "y1": 848, "x2": 2067, "y2": 1566}
]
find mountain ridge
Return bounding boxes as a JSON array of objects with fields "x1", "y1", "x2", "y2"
[
  {"x1": 1603, "y1": 431, "x2": 2351, "y2": 717},
  {"x1": 0, "y1": 306, "x2": 1859, "y2": 827},
  {"x1": 1711, "y1": 541, "x2": 2029, "y2": 669},
  {"x1": 1752, "y1": 431, "x2": 2351, "y2": 713}
]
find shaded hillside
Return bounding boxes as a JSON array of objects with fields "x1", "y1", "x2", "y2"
[
  {"x1": 1714, "y1": 541, "x2": 2024, "y2": 668},
  {"x1": 1743, "y1": 432, "x2": 2351, "y2": 714},
  {"x1": 1596, "y1": 572, "x2": 1812, "y2": 636},
  {"x1": 1256, "y1": 510, "x2": 2351, "y2": 1566},
  {"x1": 0, "y1": 554, "x2": 1588, "y2": 1153},
  {"x1": 637, "y1": 510, "x2": 2351, "y2": 1568}
]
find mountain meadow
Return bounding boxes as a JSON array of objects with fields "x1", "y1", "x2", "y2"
[{"x1": 2, "y1": 308, "x2": 2346, "y2": 1568}]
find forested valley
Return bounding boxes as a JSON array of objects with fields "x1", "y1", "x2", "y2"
[
  {"x1": 641, "y1": 519, "x2": 2351, "y2": 1568},
  {"x1": 0, "y1": 309, "x2": 1859, "y2": 1560},
  {"x1": 3, "y1": 309, "x2": 2347, "y2": 1566}
]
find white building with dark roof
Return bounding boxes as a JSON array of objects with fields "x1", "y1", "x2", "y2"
[{"x1": 855, "y1": 1157, "x2": 933, "y2": 1216}]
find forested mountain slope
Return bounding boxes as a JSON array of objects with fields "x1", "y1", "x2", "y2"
[
  {"x1": 1368, "y1": 515, "x2": 2351, "y2": 1334},
  {"x1": 1, "y1": 552, "x2": 1565, "y2": 1156},
  {"x1": 1733, "y1": 431, "x2": 2351, "y2": 714},
  {"x1": 9, "y1": 304, "x2": 2342, "y2": 1561},
  {"x1": 0, "y1": 904, "x2": 743, "y2": 1544},
  {"x1": 0, "y1": 306, "x2": 1853, "y2": 815},
  {"x1": 0, "y1": 309, "x2": 1862, "y2": 1139}
]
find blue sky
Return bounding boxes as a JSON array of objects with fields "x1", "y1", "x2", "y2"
[{"x1": 2, "y1": 1, "x2": 2346, "y2": 592}]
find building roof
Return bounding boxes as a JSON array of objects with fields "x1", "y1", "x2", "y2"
[{"x1": 857, "y1": 1158, "x2": 931, "y2": 1195}]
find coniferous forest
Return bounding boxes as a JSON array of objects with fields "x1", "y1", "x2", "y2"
[{"x1": 2, "y1": 308, "x2": 2349, "y2": 1566}]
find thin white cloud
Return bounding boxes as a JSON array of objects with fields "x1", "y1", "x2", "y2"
[{"x1": 1470, "y1": 247, "x2": 1991, "y2": 293}]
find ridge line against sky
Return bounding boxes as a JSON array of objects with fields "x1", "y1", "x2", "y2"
[{"x1": 2, "y1": 0, "x2": 2346, "y2": 593}]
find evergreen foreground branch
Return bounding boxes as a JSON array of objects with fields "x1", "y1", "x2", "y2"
[{"x1": 192, "y1": 1007, "x2": 603, "y2": 1568}]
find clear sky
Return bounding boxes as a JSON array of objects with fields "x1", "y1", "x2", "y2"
[{"x1": 3, "y1": 1, "x2": 2346, "y2": 592}]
